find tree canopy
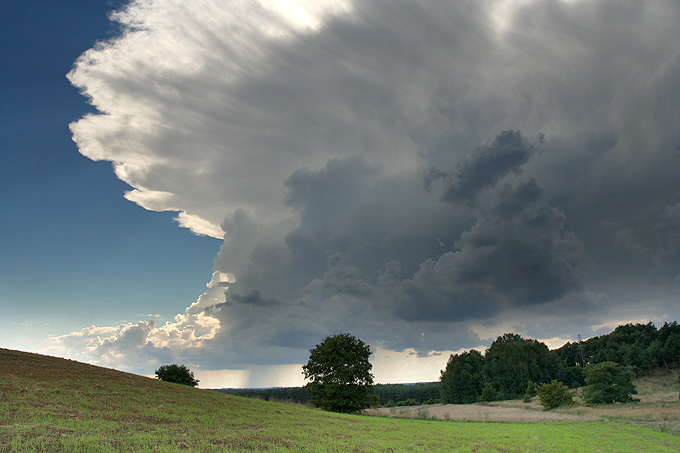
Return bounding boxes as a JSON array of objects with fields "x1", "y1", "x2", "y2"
[
  {"x1": 554, "y1": 321, "x2": 680, "y2": 375},
  {"x1": 439, "y1": 322, "x2": 677, "y2": 405},
  {"x1": 439, "y1": 350, "x2": 485, "y2": 404},
  {"x1": 302, "y1": 333, "x2": 377, "y2": 413},
  {"x1": 439, "y1": 333, "x2": 562, "y2": 403},
  {"x1": 485, "y1": 334, "x2": 557, "y2": 399},
  {"x1": 155, "y1": 364, "x2": 199, "y2": 387}
]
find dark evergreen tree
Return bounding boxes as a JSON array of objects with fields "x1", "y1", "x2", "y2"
[{"x1": 659, "y1": 322, "x2": 680, "y2": 370}]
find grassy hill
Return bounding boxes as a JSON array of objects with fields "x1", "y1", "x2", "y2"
[{"x1": 1, "y1": 349, "x2": 679, "y2": 452}]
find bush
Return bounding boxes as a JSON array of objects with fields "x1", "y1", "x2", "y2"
[
  {"x1": 537, "y1": 380, "x2": 574, "y2": 410},
  {"x1": 383, "y1": 399, "x2": 396, "y2": 408},
  {"x1": 582, "y1": 361, "x2": 637, "y2": 405},
  {"x1": 155, "y1": 364, "x2": 199, "y2": 387}
]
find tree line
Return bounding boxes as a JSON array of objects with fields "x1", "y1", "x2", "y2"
[
  {"x1": 440, "y1": 321, "x2": 679, "y2": 404},
  {"x1": 554, "y1": 321, "x2": 680, "y2": 374},
  {"x1": 213, "y1": 382, "x2": 440, "y2": 407}
]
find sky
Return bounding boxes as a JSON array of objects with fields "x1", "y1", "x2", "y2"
[{"x1": 2, "y1": 0, "x2": 680, "y2": 389}]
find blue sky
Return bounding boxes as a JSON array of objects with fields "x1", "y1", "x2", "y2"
[
  {"x1": 1, "y1": 1, "x2": 220, "y2": 349},
  {"x1": 2, "y1": 0, "x2": 680, "y2": 388}
]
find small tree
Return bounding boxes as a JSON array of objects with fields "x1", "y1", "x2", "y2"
[
  {"x1": 481, "y1": 383, "x2": 497, "y2": 402},
  {"x1": 155, "y1": 364, "x2": 199, "y2": 387},
  {"x1": 523, "y1": 381, "x2": 538, "y2": 402},
  {"x1": 537, "y1": 380, "x2": 574, "y2": 410},
  {"x1": 582, "y1": 361, "x2": 637, "y2": 405},
  {"x1": 302, "y1": 333, "x2": 378, "y2": 413}
]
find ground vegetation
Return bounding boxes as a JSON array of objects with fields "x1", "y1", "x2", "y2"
[{"x1": 2, "y1": 349, "x2": 679, "y2": 451}]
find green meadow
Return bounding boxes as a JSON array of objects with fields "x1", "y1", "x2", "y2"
[{"x1": 1, "y1": 349, "x2": 679, "y2": 452}]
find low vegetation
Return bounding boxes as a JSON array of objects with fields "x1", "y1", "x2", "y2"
[
  {"x1": 536, "y1": 380, "x2": 575, "y2": 410},
  {"x1": 2, "y1": 349, "x2": 680, "y2": 451}
]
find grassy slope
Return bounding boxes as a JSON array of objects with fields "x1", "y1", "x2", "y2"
[{"x1": 1, "y1": 349, "x2": 679, "y2": 452}]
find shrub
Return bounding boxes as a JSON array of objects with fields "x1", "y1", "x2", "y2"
[
  {"x1": 537, "y1": 380, "x2": 574, "y2": 410},
  {"x1": 155, "y1": 364, "x2": 199, "y2": 387},
  {"x1": 582, "y1": 361, "x2": 637, "y2": 404},
  {"x1": 383, "y1": 399, "x2": 396, "y2": 408}
]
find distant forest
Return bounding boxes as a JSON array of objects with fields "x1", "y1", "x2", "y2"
[
  {"x1": 213, "y1": 382, "x2": 441, "y2": 407},
  {"x1": 213, "y1": 321, "x2": 680, "y2": 406}
]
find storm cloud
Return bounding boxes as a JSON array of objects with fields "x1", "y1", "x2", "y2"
[{"x1": 51, "y1": 0, "x2": 680, "y2": 385}]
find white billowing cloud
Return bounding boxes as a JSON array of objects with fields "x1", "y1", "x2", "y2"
[
  {"x1": 69, "y1": 0, "x2": 358, "y2": 238},
  {"x1": 62, "y1": 0, "x2": 680, "y2": 386},
  {"x1": 43, "y1": 271, "x2": 230, "y2": 372}
]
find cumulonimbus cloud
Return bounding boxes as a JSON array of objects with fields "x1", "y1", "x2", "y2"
[{"x1": 53, "y1": 0, "x2": 680, "y2": 383}]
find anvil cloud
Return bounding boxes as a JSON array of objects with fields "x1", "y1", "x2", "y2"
[{"x1": 49, "y1": 0, "x2": 680, "y2": 386}]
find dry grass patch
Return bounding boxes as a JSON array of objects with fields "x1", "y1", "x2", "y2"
[
  {"x1": 560, "y1": 370, "x2": 680, "y2": 434},
  {"x1": 366, "y1": 402, "x2": 598, "y2": 423},
  {"x1": 367, "y1": 369, "x2": 680, "y2": 434}
]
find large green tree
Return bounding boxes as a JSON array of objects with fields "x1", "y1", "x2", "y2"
[
  {"x1": 302, "y1": 333, "x2": 377, "y2": 413},
  {"x1": 484, "y1": 333, "x2": 557, "y2": 399},
  {"x1": 439, "y1": 349, "x2": 485, "y2": 404}
]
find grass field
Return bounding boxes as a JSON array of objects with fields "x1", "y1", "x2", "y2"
[{"x1": 1, "y1": 348, "x2": 679, "y2": 452}]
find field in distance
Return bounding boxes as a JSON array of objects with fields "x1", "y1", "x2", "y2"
[
  {"x1": 368, "y1": 370, "x2": 680, "y2": 432},
  {"x1": 1, "y1": 348, "x2": 679, "y2": 452}
]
